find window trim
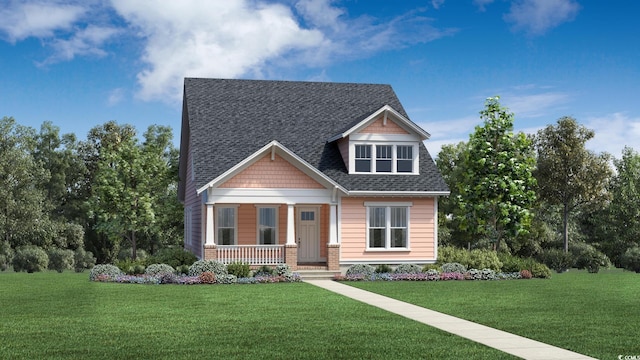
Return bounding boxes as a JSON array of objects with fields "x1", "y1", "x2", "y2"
[
  {"x1": 216, "y1": 205, "x2": 238, "y2": 246},
  {"x1": 365, "y1": 202, "x2": 411, "y2": 251},
  {"x1": 256, "y1": 205, "x2": 279, "y2": 245},
  {"x1": 349, "y1": 142, "x2": 419, "y2": 175}
]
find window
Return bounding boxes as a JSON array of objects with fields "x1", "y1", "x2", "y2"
[
  {"x1": 366, "y1": 204, "x2": 410, "y2": 249},
  {"x1": 397, "y1": 145, "x2": 413, "y2": 173},
  {"x1": 258, "y1": 207, "x2": 277, "y2": 245},
  {"x1": 217, "y1": 207, "x2": 236, "y2": 245},
  {"x1": 376, "y1": 145, "x2": 392, "y2": 172},
  {"x1": 355, "y1": 145, "x2": 371, "y2": 172},
  {"x1": 301, "y1": 211, "x2": 315, "y2": 221}
]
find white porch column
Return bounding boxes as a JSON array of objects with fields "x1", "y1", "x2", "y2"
[
  {"x1": 329, "y1": 204, "x2": 338, "y2": 245},
  {"x1": 205, "y1": 203, "x2": 215, "y2": 246},
  {"x1": 286, "y1": 204, "x2": 296, "y2": 245}
]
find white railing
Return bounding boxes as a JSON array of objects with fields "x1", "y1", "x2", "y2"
[{"x1": 216, "y1": 245, "x2": 284, "y2": 265}]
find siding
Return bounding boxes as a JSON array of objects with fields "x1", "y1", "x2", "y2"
[
  {"x1": 360, "y1": 116, "x2": 409, "y2": 135},
  {"x1": 219, "y1": 154, "x2": 324, "y2": 189},
  {"x1": 337, "y1": 138, "x2": 349, "y2": 170},
  {"x1": 184, "y1": 146, "x2": 202, "y2": 259},
  {"x1": 340, "y1": 197, "x2": 435, "y2": 262},
  {"x1": 234, "y1": 204, "x2": 288, "y2": 245}
]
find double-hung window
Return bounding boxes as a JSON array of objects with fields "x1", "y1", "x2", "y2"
[
  {"x1": 217, "y1": 207, "x2": 236, "y2": 245},
  {"x1": 376, "y1": 145, "x2": 392, "y2": 172},
  {"x1": 355, "y1": 145, "x2": 372, "y2": 172},
  {"x1": 258, "y1": 207, "x2": 277, "y2": 245},
  {"x1": 352, "y1": 144, "x2": 416, "y2": 174},
  {"x1": 396, "y1": 145, "x2": 413, "y2": 173},
  {"x1": 366, "y1": 203, "x2": 410, "y2": 249}
]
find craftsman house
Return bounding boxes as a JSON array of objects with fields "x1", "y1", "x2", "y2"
[{"x1": 178, "y1": 78, "x2": 449, "y2": 271}]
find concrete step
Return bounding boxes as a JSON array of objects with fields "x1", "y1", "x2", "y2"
[{"x1": 296, "y1": 270, "x2": 340, "y2": 280}]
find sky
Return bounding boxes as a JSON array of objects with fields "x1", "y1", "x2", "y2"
[{"x1": 1, "y1": 0, "x2": 639, "y2": 158}]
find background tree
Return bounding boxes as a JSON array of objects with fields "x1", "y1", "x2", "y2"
[
  {"x1": 534, "y1": 117, "x2": 612, "y2": 252},
  {"x1": 453, "y1": 97, "x2": 537, "y2": 251}
]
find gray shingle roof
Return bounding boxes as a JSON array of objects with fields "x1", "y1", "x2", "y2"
[{"x1": 180, "y1": 78, "x2": 448, "y2": 195}]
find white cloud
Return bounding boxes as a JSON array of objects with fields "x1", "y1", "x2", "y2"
[
  {"x1": 295, "y1": 0, "x2": 346, "y2": 31},
  {"x1": 0, "y1": 1, "x2": 85, "y2": 42},
  {"x1": 501, "y1": 91, "x2": 571, "y2": 118},
  {"x1": 107, "y1": 88, "x2": 125, "y2": 106},
  {"x1": 431, "y1": 0, "x2": 446, "y2": 10},
  {"x1": 473, "y1": 0, "x2": 495, "y2": 11},
  {"x1": 584, "y1": 112, "x2": 640, "y2": 157},
  {"x1": 41, "y1": 25, "x2": 121, "y2": 64},
  {"x1": 504, "y1": 0, "x2": 580, "y2": 35}
]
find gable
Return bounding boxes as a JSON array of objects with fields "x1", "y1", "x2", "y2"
[
  {"x1": 359, "y1": 116, "x2": 410, "y2": 135},
  {"x1": 218, "y1": 153, "x2": 325, "y2": 189}
]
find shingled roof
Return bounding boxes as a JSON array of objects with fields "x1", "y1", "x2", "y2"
[{"x1": 179, "y1": 78, "x2": 448, "y2": 198}]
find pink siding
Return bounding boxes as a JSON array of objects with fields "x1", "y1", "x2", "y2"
[
  {"x1": 184, "y1": 146, "x2": 202, "y2": 259},
  {"x1": 359, "y1": 116, "x2": 409, "y2": 135},
  {"x1": 340, "y1": 197, "x2": 435, "y2": 262},
  {"x1": 337, "y1": 138, "x2": 349, "y2": 169},
  {"x1": 219, "y1": 154, "x2": 324, "y2": 189}
]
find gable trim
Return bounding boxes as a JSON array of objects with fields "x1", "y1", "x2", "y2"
[
  {"x1": 327, "y1": 105, "x2": 430, "y2": 142},
  {"x1": 196, "y1": 140, "x2": 348, "y2": 195}
]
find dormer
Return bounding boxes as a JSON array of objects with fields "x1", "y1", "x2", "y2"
[{"x1": 328, "y1": 105, "x2": 430, "y2": 175}]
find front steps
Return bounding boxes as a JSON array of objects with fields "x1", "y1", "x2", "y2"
[{"x1": 296, "y1": 265, "x2": 340, "y2": 280}]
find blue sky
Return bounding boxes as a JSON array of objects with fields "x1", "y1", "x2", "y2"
[{"x1": 1, "y1": 0, "x2": 638, "y2": 158}]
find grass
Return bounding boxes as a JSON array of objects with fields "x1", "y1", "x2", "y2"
[
  {"x1": 349, "y1": 269, "x2": 640, "y2": 360},
  {"x1": 0, "y1": 271, "x2": 515, "y2": 360}
]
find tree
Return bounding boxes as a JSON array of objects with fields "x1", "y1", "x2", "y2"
[
  {"x1": 454, "y1": 97, "x2": 537, "y2": 251},
  {"x1": 534, "y1": 117, "x2": 612, "y2": 252}
]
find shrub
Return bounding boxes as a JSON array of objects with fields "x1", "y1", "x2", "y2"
[
  {"x1": 345, "y1": 264, "x2": 375, "y2": 277},
  {"x1": 13, "y1": 245, "x2": 49, "y2": 273},
  {"x1": 117, "y1": 247, "x2": 148, "y2": 261},
  {"x1": 227, "y1": 262, "x2": 251, "y2": 278},
  {"x1": 199, "y1": 271, "x2": 216, "y2": 284},
  {"x1": 620, "y1": 246, "x2": 640, "y2": 273},
  {"x1": 529, "y1": 263, "x2": 552, "y2": 279},
  {"x1": 437, "y1": 246, "x2": 471, "y2": 266},
  {"x1": 0, "y1": 241, "x2": 15, "y2": 272},
  {"x1": 441, "y1": 262, "x2": 467, "y2": 274},
  {"x1": 89, "y1": 264, "x2": 123, "y2": 281},
  {"x1": 147, "y1": 247, "x2": 197, "y2": 268},
  {"x1": 468, "y1": 249, "x2": 503, "y2": 271},
  {"x1": 375, "y1": 264, "x2": 392, "y2": 273},
  {"x1": 253, "y1": 265, "x2": 275, "y2": 277},
  {"x1": 145, "y1": 263, "x2": 175, "y2": 276},
  {"x1": 189, "y1": 260, "x2": 227, "y2": 277},
  {"x1": 47, "y1": 248, "x2": 75, "y2": 273},
  {"x1": 498, "y1": 252, "x2": 525, "y2": 272},
  {"x1": 539, "y1": 248, "x2": 574, "y2": 273},
  {"x1": 466, "y1": 268, "x2": 497, "y2": 280},
  {"x1": 176, "y1": 264, "x2": 190, "y2": 275},
  {"x1": 116, "y1": 258, "x2": 147, "y2": 275},
  {"x1": 158, "y1": 272, "x2": 179, "y2": 284},
  {"x1": 520, "y1": 269, "x2": 533, "y2": 279},
  {"x1": 425, "y1": 269, "x2": 440, "y2": 280},
  {"x1": 393, "y1": 263, "x2": 422, "y2": 274},
  {"x1": 422, "y1": 263, "x2": 441, "y2": 272},
  {"x1": 276, "y1": 264, "x2": 291, "y2": 276},
  {"x1": 440, "y1": 272, "x2": 464, "y2": 280},
  {"x1": 73, "y1": 248, "x2": 96, "y2": 273},
  {"x1": 570, "y1": 242, "x2": 610, "y2": 273},
  {"x1": 218, "y1": 274, "x2": 238, "y2": 284}
]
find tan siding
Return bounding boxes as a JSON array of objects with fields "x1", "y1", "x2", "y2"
[
  {"x1": 237, "y1": 204, "x2": 256, "y2": 245},
  {"x1": 278, "y1": 205, "x2": 287, "y2": 245},
  {"x1": 359, "y1": 116, "x2": 409, "y2": 135},
  {"x1": 219, "y1": 154, "x2": 324, "y2": 189},
  {"x1": 340, "y1": 197, "x2": 435, "y2": 262},
  {"x1": 184, "y1": 145, "x2": 202, "y2": 258}
]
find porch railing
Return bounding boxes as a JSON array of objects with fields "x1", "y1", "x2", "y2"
[{"x1": 216, "y1": 245, "x2": 284, "y2": 265}]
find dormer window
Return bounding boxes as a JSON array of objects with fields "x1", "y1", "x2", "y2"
[
  {"x1": 349, "y1": 142, "x2": 419, "y2": 175},
  {"x1": 397, "y1": 145, "x2": 413, "y2": 173},
  {"x1": 376, "y1": 145, "x2": 392, "y2": 172},
  {"x1": 355, "y1": 145, "x2": 372, "y2": 172}
]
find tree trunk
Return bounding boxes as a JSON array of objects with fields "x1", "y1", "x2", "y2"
[
  {"x1": 563, "y1": 203, "x2": 569, "y2": 253},
  {"x1": 131, "y1": 231, "x2": 137, "y2": 260}
]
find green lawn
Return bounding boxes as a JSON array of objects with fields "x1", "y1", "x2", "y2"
[
  {"x1": 349, "y1": 269, "x2": 640, "y2": 360},
  {"x1": 0, "y1": 271, "x2": 514, "y2": 360}
]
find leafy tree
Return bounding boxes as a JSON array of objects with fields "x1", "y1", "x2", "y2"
[
  {"x1": 454, "y1": 97, "x2": 537, "y2": 251},
  {"x1": 534, "y1": 117, "x2": 612, "y2": 252}
]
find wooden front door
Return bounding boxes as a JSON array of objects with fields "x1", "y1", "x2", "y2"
[{"x1": 297, "y1": 206, "x2": 320, "y2": 263}]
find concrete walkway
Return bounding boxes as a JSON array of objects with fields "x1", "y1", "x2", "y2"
[{"x1": 305, "y1": 280, "x2": 596, "y2": 360}]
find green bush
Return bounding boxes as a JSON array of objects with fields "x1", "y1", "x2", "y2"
[
  {"x1": 441, "y1": 262, "x2": 467, "y2": 273},
  {"x1": 145, "y1": 263, "x2": 175, "y2": 276},
  {"x1": 620, "y1": 246, "x2": 640, "y2": 273},
  {"x1": 73, "y1": 248, "x2": 96, "y2": 273},
  {"x1": 570, "y1": 242, "x2": 610, "y2": 273},
  {"x1": 529, "y1": 262, "x2": 552, "y2": 279},
  {"x1": 345, "y1": 264, "x2": 375, "y2": 277},
  {"x1": 437, "y1": 246, "x2": 471, "y2": 266},
  {"x1": 539, "y1": 248, "x2": 574, "y2": 273},
  {"x1": 468, "y1": 249, "x2": 503, "y2": 271},
  {"x1": 498, "y1": 252, "x2": 524, "y2": 272},
  {"x1": 176, "y1": 264, "x2": 190, "y2": 275},
  {"x1": 422, "y1": 263, "x2": 441, "y2": 272},
  {"x1": 375, "y1": 264, "x2": 392, "y2": 273},
  {"x1": 13, "y1": 245, "x2": 49, "y2": 273},
  {"x1": 47, "y1": 248, "x2": 75, "y2": 273},
  {"x1": 393, "y1": 264, "x2": 422, "y2": 274},
  {"x1": 189, "y1": 260, "x2": 227, "y2": 277},
  {"x1": 116, "y1": 258, "x2": 147, "y2": 275},
  {"x1": 89, "y1": 264, "x2": 123, "y2": 281},
  {"x1": 0, "y1": 241, "x2": 14, "y2": 271},
  {"x1": 253, "y1": 265, "x2": 275, "y2": 277},
  {"x1": 147, "y1": 247, "x2": 197, "y2": 268},
  {"x1": 276, "y1": 264, "x2": 292, "y2": 276},
  {"x1": 117, "y1": 247, "x2": 148, "y2": 261},
  {"x1": 227, "y1": 262, "x2": 251, "y2": 278}
]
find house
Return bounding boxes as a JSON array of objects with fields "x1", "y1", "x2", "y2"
[{"x1": 178, "y1": 78, "x2": 449, "y2": 271}]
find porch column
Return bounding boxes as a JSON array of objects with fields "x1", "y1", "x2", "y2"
[
  {"x1": 205, "y1": 203, "x2": 215, "y2": 246},
  {"x1": 329, "y1": 204, "x2": 338, "y2": 245},
  {"x1": 286, "y1": 204, "x2": 295, "y2": 245}
]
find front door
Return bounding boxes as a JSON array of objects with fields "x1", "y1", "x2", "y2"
[{"x1": 297, "y1": 206, "x2": 320, "y2": 263}]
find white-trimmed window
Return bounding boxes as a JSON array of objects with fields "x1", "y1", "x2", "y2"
[
  {"x1": 366, "y1": 202, "x2": 411, "y2": 250},
  {"x1": 217, "y1": 206, "x2": 237, "y2": 245},
  {"x1": 351, "y1": 143, "x2": 418, "y2": 174},
  {"x1": 257, "y1": 207, "x2": 278, "y2": 245}
]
